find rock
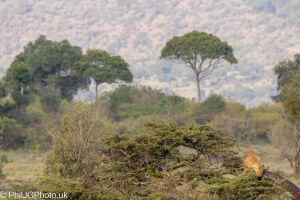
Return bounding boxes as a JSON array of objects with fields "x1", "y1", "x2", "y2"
[{"x1": 177, "y1": 145, "x2": 198, "y2": 160}]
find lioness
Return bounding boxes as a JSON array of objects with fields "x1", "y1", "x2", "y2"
[{"x1": 243, "y1": 149, "x2": 265, "y2": 177}]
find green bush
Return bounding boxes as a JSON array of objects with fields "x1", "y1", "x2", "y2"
[
  {"x1": 0, "y1": 117, "x2": 25, "y2": 149},
  {"x1": 209, "y1": 169, "x2": 283, "y2": 200},
  {"x1": 100, "y1": 122, "x2": 236, "y2": 198},
  {"x1": 194, "y1": 94, "x2": 226, "y2": 124},
  {"x1": 11, "y1": 91, "x2": 30, "y2": 108},
  {"x1": 40, "y1": 91, "x2": 61, "y2": 112}
]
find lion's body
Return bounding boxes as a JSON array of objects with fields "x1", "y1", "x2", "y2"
[{"x1": 243, "y1": 149, "x2": 265, "y2": 177}]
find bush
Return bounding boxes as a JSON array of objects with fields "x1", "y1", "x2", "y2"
[
  {"x1": 193, "y1": 94, "x2": 226, "y2": 124},
  {"x1": 40, "y1": 91, "x2": 61, "y2": 112},
  {"x1": 209, "y1": 169, "x2": 283, "y2": 200},
  {"x1": 46, "y1": 103, "x2": 102, "y2": 178},
  {"x1": 100, "y1": 122, "x2": 236, "y2": 198},
  {"x1": 0, "y1": 117, "x2": 25, "y2": 149},
  {"x1": 11, "y1": 91, "x2": 30, "y2": 108}
]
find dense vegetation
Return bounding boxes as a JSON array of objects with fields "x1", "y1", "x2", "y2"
[
  {"x1": 0, "y1": 36, "x2": 299, "y2": 199},
  {"x1": 1, "y1": 0, "x2": 300, "y2": 106}
]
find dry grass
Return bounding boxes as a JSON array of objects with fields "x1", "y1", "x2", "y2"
[{"x1": 0, "y1": 150, "x2": 47, "y2": 187}]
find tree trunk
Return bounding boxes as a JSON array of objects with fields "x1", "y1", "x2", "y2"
[
  {"x1": 295, "y1": 153, "x2": 300, "y2": 174},
  {"x1": 295, "y1": 166, "x2": 300, "y2": 174},
  {"x1": 95, "y1": 84, "x2": 99, "y2": 99},
  {"x1": 263, "y1": 170, "x2": 300, "y2": 199},
  {"x1": 288, "y1": 157, "x2": 293, "y2": 168},
  {"x1": 196, "y1": 73, "x2": 201, "y2": 102},
  {"x1": 20, "y1": 83, "x2": 24, "y2": 94}
]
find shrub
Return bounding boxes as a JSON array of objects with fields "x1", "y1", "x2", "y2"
[
  {"x1": 100, "y1": 122, "x2": 236, "y2": 198},
  {"x1": 193, "y1": 94, "x2": 226, "y2": 124},
  {"x1": 208, "y1": 169, "x2": 283, "y2": 200},
  {"x1": 40, "y1": 91, "x2": 61, "y2": 112},
  {"x1": 46, "y1": 103, "x2": 102, "y2": 178},
  {"x1": 0, "y1": 117, "x2": 25, "y2": 149}
]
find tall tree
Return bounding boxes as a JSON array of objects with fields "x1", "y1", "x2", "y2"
[
  {"x1": 160, "y1": 31, "x2": 237, "y2": 101},
  {"x1": 75, "y1": 49, "x2": 133, "y2": 98}
]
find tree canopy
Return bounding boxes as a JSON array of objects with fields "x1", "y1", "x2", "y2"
[
  {"x1": 274, "y1": 54, "x2": 300, "y2": 120},
  {"x1": 8, "y1": 62, "x2": 32, "y2": 94},
  {"x1": 5, "y1": 35, "x2": 89, "y2": 100},
  {"x1": 74, "y1": 49, "x2": 133, "y2": 98},
  {"x1": 160, "y1": 31, "x2": 237, "y2": 101}
]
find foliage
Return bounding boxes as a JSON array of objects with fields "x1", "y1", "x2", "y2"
[
  {"x1": 40, "y1": 89, "x2": 62, "y2": 112},
  {"x1": 0, "y1": 117, "x2": 24, "y2": 149},
  {"x1": 11, "y1": 91, "x2": 30, "y2": 108},
  {"x1": 105, "y1": 85, "x2": 185, "y2": 120},
  {"x1": 281, "y1": 71, "x2": 300, "y2": 121},
  {"x1": 160, "y1": 30, "x2": 237, "y2": 101},
  {"x1": 8, "y1": 62, "x2": 32, "y2": 94},
  {"x1": 106, "y1": 85, "x2": 164, "y2": 112},
  {"x1": 75, "y1": 49, "x2": 133, "y2": 98},
  {"x1": 274, "y1": 54, "x2": 300, "y2": 92},
  {"x1": 0, "y1": 98, "x2": 16, "y2": 117},
  {"x1": 5, "y1": 35, "x2": 89, "y2": 101},
  {"x1": 194, "y1": 94, "x2": 226, "y2": 124},
  {"x1": 0, "y1": 81, "x2": 7, "y2": 98},
  {"x1": 47, "y1": 103, "x2": 102, "y2": 178},
  {"x1": 12, "y1": 177, "x2": 121, "y2": 200},
  {"x1": 209, "y1": 169, "x2": 283, "y2": 200},
  {"x1": 269, "y1": 118, "x2": 300, "y2": 174},
  {"x1": 100, "y1": 122, "x2": 237, "y2": 198}
]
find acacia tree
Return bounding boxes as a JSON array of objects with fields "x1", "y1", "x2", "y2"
[
  {"x1": 160, "y1": 31, "x2": 237, "y2": 101},
  {"x1": 75, "y1": 49, "x2": 133, "y2": 98}
]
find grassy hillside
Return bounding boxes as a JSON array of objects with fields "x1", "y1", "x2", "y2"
[{"x1": 0, "y1": 0, "x2": 299, "y2": 106}]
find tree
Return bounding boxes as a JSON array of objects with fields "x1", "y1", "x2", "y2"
[
  {"x1": 269, "y1": 118, "x2": 300, "y2": 174},
  {"x1": 274, "y1": 54, "x2": 300, "y2": 91},
  {"x1": 272, "y1": 55, "x2": 300, "y2": 173},
  {"x1": 281, "y1": 71, "x2": 300, "y2": 121},
  {"x1": 75, "y1": 49, "x2": 133, "y2": 98},
  {"x1": 160, "y1": 31, "x2": 237, "y2": 101},
  {"x1": 0, "y1": 81, "x2": 6, "y2": 98},
  {"x1": 7, "y1": 35, "x2": 88, "y2": 100},
  {"x1": 273, "y1": 54, "x2": 300, "y2": 102},
  {"x1": 9, "y1": 62, "x2": 32, "y2": 94}
]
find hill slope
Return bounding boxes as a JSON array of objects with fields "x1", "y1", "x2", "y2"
[{"x1": 0, "y1": 0, "x2": 299, "y2": 106}]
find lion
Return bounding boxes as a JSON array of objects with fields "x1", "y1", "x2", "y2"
[{"x1": 243, "y1": 149, "x2": 265, "y2": 177}]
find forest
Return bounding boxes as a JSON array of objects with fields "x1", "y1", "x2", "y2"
[{"x1": 0, "y1": 33, "x2": 299, "y2": 200}]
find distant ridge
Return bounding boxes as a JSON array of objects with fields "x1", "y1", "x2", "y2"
[{"x1": 0, "y1": 0, "x2": 299, "y2": 106}]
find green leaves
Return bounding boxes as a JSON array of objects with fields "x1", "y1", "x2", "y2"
[
  {"x1": 6, "y1": 35, "x2": 86, "y2": 100},
  {"x1": 75, "y1": 49, "x2": 133, "y2": 97},
  {"x1": 10, "y1": 62, "x2": 32, "y2": 84},
  {"x1": 160, "y1": 31, "x2": 237, "y2": 65},
  {"x1": 79, "y1": 49, "x2": 133, "y2": 85},
  {"x1": 274, "y1": 54, "x2": 300, "y2": 121}
]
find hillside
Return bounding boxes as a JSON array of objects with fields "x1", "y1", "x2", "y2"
[{"x1": 0, "y1": 0, "x2": 299, "y2": 106}]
